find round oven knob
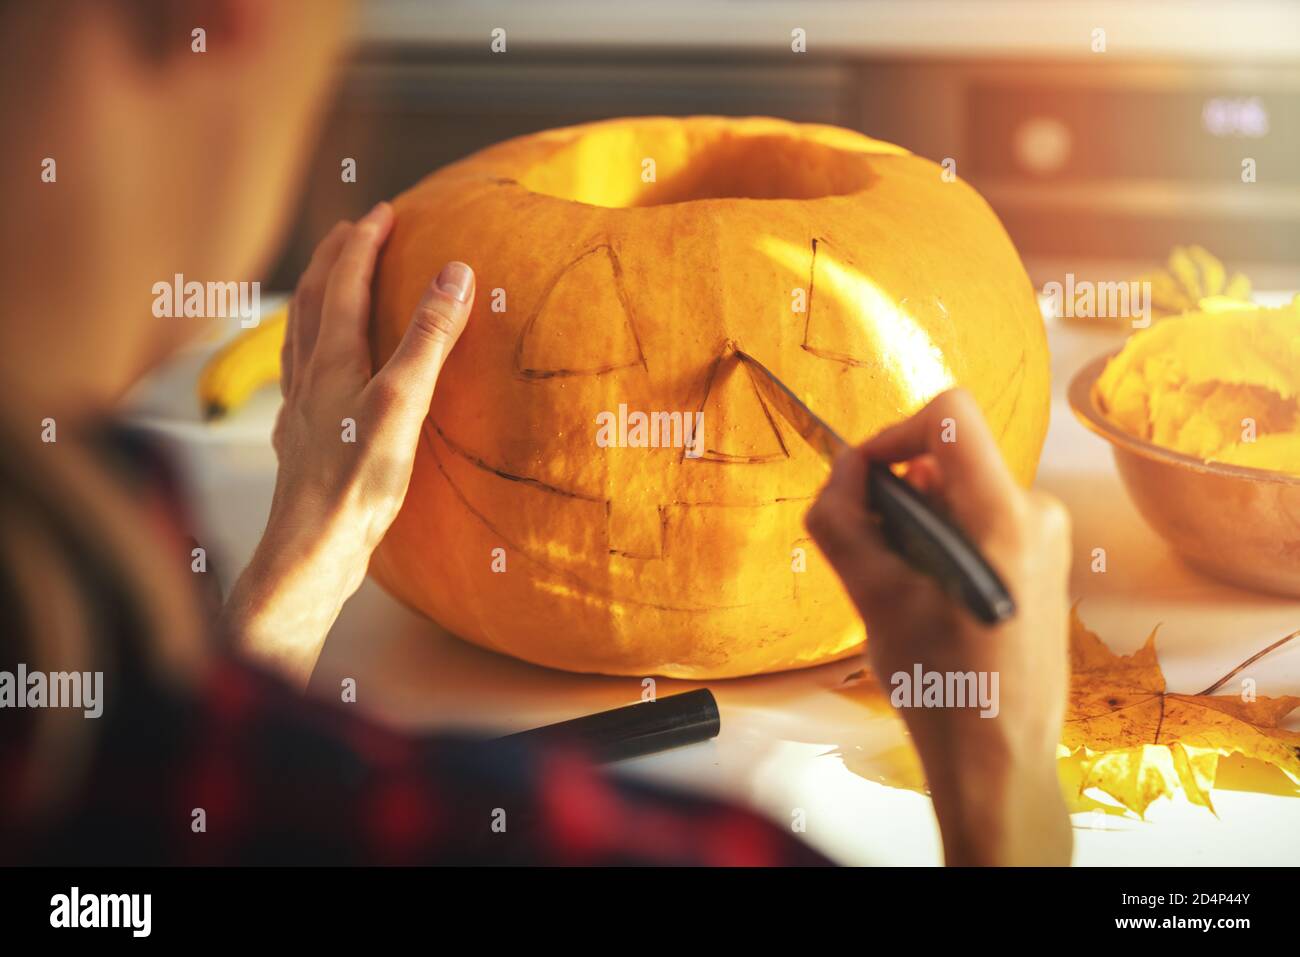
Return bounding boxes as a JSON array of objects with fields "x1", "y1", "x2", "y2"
[{"x1": 1014, "y1": 116, "x2": 1072, "y2": 175}]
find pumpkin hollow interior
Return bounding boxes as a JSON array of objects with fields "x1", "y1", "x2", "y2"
[{"x1": 516, "y1": 124, "x2": 879, "y2": 208}]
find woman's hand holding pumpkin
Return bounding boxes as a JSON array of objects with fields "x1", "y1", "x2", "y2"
[
  {"x1": 805, "y1": 389, "x2": 1073, "y2": 866},
  {"x1": 221, "y1": 202, "x2": 476, "y2": 686}
]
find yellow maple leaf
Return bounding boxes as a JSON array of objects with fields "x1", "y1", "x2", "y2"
[{"x1": 1061, "y1": 608, "x2": 1300, "y2": 816}]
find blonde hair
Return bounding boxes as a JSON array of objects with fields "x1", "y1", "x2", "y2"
[{"x1": 0, "y1": 417, "x2": 211, "y2": 820}]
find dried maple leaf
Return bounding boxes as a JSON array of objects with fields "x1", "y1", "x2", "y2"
[{"x1": 1062, "y1": 607, "x2": 1300, "y2": 816}]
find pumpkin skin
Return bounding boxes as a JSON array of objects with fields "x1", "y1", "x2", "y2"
[{"x1": 370, "y1": 116, "x2": 1049, "y2": 678}]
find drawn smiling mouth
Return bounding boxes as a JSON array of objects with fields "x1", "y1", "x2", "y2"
[{"x1": 420, "y1": 418, "x2": 812, "y2": 613}]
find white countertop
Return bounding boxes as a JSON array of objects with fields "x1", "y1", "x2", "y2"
[{"x1": 127, "y1": 291, "x2": 1300, "y2": 866}]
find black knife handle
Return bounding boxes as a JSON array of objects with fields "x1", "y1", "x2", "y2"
[
  {"x1": 866, "y1": 463, "x2": 1016, "y2": 625},
  {"x1": 499, "y1": 689, "x2": 720, "y2": 763}
]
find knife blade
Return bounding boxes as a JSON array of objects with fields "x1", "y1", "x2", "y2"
[{"x1": 735, "y1": 350, "x2": 1015, "y2": 626}]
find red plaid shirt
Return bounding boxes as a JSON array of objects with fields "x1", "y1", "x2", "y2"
[{"x1": 0, "y1": 428, "x2": 828, "y2": 867}]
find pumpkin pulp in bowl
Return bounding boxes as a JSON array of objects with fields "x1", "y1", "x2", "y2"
[{"x1": 1072, "y1": 301, "x2": 1300, "y2": 597}]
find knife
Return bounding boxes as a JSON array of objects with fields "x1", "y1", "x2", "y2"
[{"x1": 736, "y1": 351, "x2": 1015, "y2": 626}]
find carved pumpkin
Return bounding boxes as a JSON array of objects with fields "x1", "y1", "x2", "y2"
[{"x1": 370, "y1": 116, "x2": 1049, "y2": 678}]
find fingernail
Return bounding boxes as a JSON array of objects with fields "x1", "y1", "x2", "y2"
[
  {"x1": 437, "y1": 261, "x2": 474, "y2": 303},
  {"x1": 361, "y1": 200, "x2": 389, "y2": 224}
]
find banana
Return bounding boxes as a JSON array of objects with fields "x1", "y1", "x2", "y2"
[{"x1": 197, "y1": 306, "x2": 287, "y2": 419}]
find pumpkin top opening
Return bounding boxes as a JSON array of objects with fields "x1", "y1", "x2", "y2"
[{"x1": 516, "y1": 125, "x2": 880, "y2": 208}]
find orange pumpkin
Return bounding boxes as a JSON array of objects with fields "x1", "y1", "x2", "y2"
[{"x1": 370, "y1": 116, "x2": 1049, "y2": 678}]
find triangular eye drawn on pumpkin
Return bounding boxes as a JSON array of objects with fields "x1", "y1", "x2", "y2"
[
  {"x1": 514, "y1": 243, "x2": 647, "y2": 379},
  {"x1": 775, "y1": 235, "x2": 954, "y2": 404},
  {"x1": 802, "y1": 236, "x2": 874, "y2": 368}
]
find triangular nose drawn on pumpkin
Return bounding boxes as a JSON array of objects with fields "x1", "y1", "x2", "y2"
[
  {"x1": 691, "y1": 350, "x2": 789, "y2": 463},
  {"x1": 514, "y1": 243, "x2": 647, "y2": 379},
  {"x1": 760, "y1": 235, "x2": 954, "y2": 405}
]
